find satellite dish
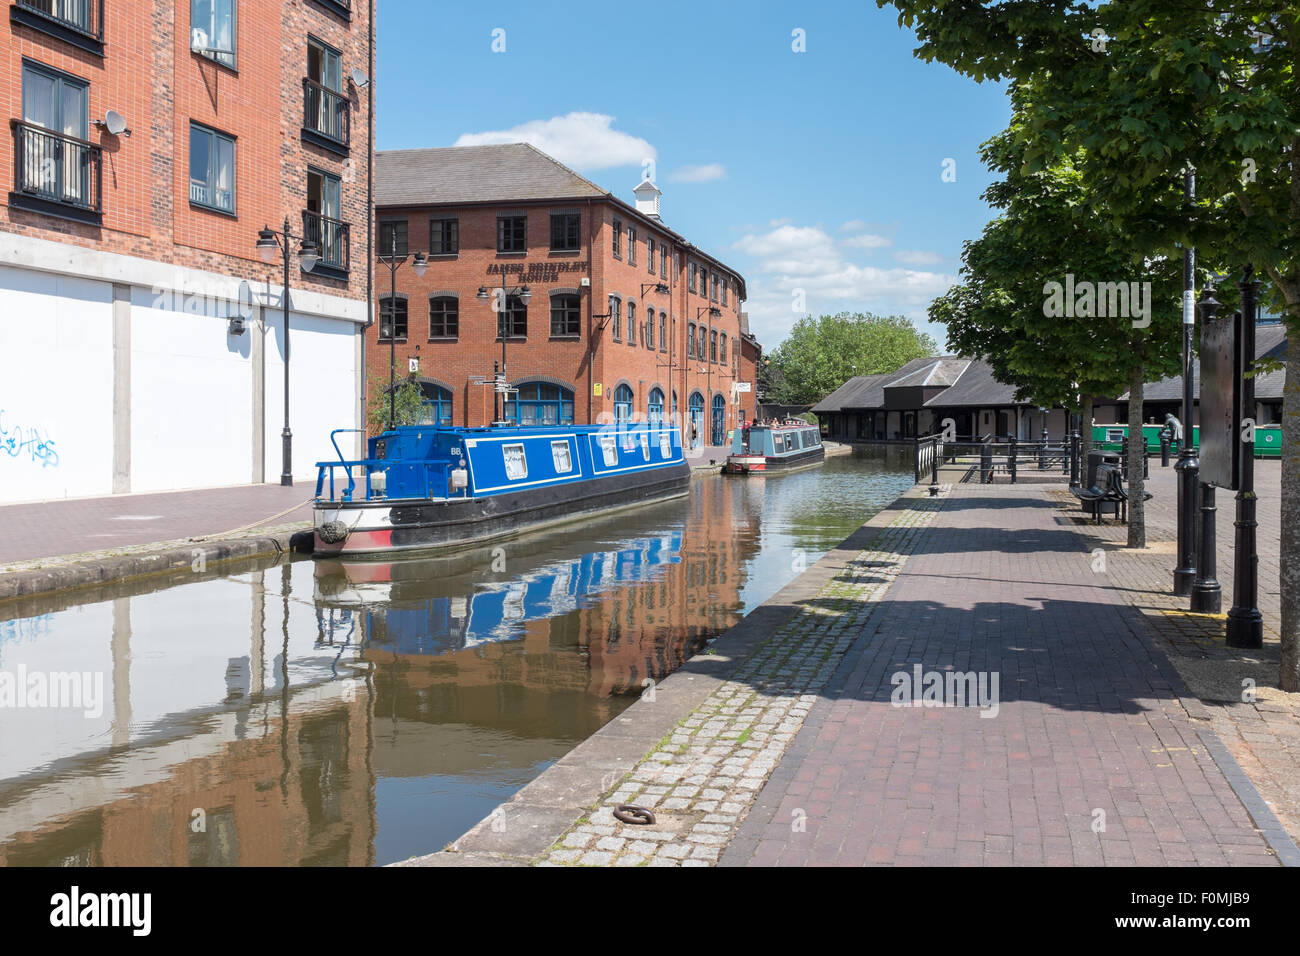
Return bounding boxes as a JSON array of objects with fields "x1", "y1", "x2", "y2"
[
  {"x1": 104, "y1": 110, "x2": 127, "y2": 136},
  {"x1": 350, "y1": 68, "x2": 369, "y2": 88}
]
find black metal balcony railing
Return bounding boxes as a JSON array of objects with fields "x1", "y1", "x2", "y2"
[
  {"x1": 14, "y1": 0, "x2": 102, "y2": 41},
  {"x1": 303, "y1": 210, "x2": 349, "y2": 273},
  {"x1": 11, "y1": 119, "x2": 102, "y2": 212},
  {"x1": 302, "y1": 78, "x2": 349, "y2": 147}
]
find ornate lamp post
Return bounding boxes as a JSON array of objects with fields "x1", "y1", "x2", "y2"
[
  {"x1": 1173, "y1": 166, "x2": 1199, "y2": 595},
  {"x1": 1226, "y1": 266, "x2": 1263, "y2": 648},
  {"x1": 256, "y1": 218, "x2": 319, "y2": 486},
  {"x1": 378, "y1": 230, "x2": 427, "y2": 429},
  {"x1": 477, "y1": 278, "x2": 531, "y2": 424}
]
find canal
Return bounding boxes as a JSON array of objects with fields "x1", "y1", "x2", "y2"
[{"x1": 0, "y1": 447, "x2": 912, "y2": 866}]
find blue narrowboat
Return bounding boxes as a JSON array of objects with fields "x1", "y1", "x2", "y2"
[
  {"x1": 312, "y1": 422, "x2": 690, "y2": 556},
  {"x1": 725, "y1": 420, "x2": 825, "y2": 474}
]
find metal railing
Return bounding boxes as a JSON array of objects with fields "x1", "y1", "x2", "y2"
[
  {"x1": 932, "y1": 436, "x2": 1074, "y2": 485},
  {"x1": 15, "y1": 0, "x2": 102, "y2": 40},
  {"x1": 10, "y1": 119, "x2": 101, "y2": 212},
  {"x1": 302, "y1": 210, "x2": 349, "y2": 272},
  {"x1": 302, "y1": 77, "x2": 349, "y2": 146}
]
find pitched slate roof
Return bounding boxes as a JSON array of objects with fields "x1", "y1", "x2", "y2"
[
  {"x1": 1116, "y1": 324, "x2": 1288, "y2": 402},
  {"x1": 810, "y1": 356, "x2": 958, "y2": 413},
  {"x1": 375, "y1": 143, "x2": 606, "y2": 207},
  {"x1": 925, "y1": 359, "x2": 1020, "y2": 408}
]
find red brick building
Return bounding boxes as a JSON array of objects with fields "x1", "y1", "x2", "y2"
[
  {"x1": 1, "y1": 0, "x2": 373, "y2": 502},
  {"x1": 370, "y1": 143, "x2": 756, "y2": 449}
]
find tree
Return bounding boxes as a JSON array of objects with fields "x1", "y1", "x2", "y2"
[
  {"x1": 367, "y1": 375, "x2": 428, "y2": 434},
  {"x1": 766, "y1": 312, "x2": 937, "y2": 406},
  {"x1": 931, "y1": 113, "x2": 1187, "y2": 547},
  {"x1": 879, "y1": 0, "x2": 1300, "y2": 687}
]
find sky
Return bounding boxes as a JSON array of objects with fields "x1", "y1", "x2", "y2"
[{"x1": 375, "y1": 0, "x2": 1011, "y2": 354}]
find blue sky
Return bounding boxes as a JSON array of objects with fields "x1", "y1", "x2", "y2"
[{"x1": 376, "y1": 0, "x2": 1011, "y2": 353}]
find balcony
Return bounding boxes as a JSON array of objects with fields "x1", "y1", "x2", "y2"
[
  {"x1": 302, "y1": 210, "x2": 350, "y2": 280},
  {"x1": 9, "y1": 119, "x2": 102, "y2": 225},
  {"x1": 307, "y1": 0, "x2": 351, "y2": 21},
  {"x1": 10, "y1": 0, "x2": 104, "y2": 55},
  {"x1": 301, "y1": 78, "x2": 349, "y2": 155}
]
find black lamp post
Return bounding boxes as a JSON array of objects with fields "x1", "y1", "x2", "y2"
[
  {"x1": 1226, "y1": 266, "x2": 1263, "y2": 648},
  {"x1": 1191, "y1": 284, "x2": 1222, "y2": 613},
  {"x1": 1173, "y1": 166, "x2": 1199, "y2": 595},
  {"x1": 477, "y1": 278, "x2": 531, "y2": 424},
  {"x1": 378, "y1": 231, "x2": 428, "y2": 430},
  {"x1": 256, "y1": 218, "x2": 319, "y2": 486}
]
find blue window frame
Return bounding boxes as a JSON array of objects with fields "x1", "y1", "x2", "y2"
[
  {"x1": 688, "y1": 391, "x2": 704, "y2": 448},
  {"x1": 419, "y1": 383, "x2": 452, "y2": 425},
  {"x1": 712, "y1": 394, "x2": 726, "y2": 445},
  {"x1": 506, "y1": 382, "x2": 574, "y2": 426},
  {"x1": 614, "y1": 384, "x2": 633, "y2": 424},
  {"x1": 647, "y1": 387, "x2": 664, "y2": 424}
]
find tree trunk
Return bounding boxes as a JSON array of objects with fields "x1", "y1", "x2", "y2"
[
  {"x1": 1126, "y1": 368, "x2": 1145, "y2": 549},
  {"x1": 1081, "y1": 395, "x2": 1094, "y2": 463},
  {"x1": 1281, "y1": 320, "x2": 1300, "y2": 691}
]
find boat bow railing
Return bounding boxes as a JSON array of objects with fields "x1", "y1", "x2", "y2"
[{"x1": 315, "y1": 429, "x2": 468, "y2": 502}]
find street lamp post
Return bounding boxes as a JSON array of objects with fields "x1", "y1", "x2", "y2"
[
  {"x1": 1173, "y1": 166, "x2": 1199, "y2": 595},
  {"x1": 256, "y1": 218, "x2": 319, "y2": 486},
  {"x1": 378, "y1": 231, "x2": 428, "y2": 429},
  {"x1": 477, "y1": 277, "x2": 531, "y2": 424},
  {"x1": 1226, "y1": 266, "x2": 1263, "y2": 648}
]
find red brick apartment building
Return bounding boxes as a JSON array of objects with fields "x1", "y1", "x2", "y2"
[
  {"x1": 370, "y1": 143, "x2": 759, "y2": 449},
  {"x1": 0, "y1": 0, "x2": 373, "y2": 504}
]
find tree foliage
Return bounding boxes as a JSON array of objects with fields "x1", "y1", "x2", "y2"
[
  {"x1": 367, "y1": 375, "x2": 429, "y2": 434},
  {"x1": 766, "y1": 312, "x2": 937, "y2": 406}
]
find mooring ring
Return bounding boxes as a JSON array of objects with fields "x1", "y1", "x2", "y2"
[{"x1": 613, "y1": 804, "x2": 656, "y2": 826}]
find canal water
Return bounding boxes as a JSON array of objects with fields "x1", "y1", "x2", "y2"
[{"x1": 0, "y1": 447, "x2": 912, "y2": 866}]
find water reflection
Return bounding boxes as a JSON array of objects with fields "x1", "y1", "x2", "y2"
[{"x1": 0, "y1": 451, "x2": 912, "y2": 866}]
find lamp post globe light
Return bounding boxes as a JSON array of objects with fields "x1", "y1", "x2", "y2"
[
  {"x1": 256, "y1": 217, "x2": 319, "y2": 487},
  {"x1": 477, "y1": 279, "x2": 531, "y2": 424},
  {"x1": 379, "y1": 229, "x2": 428, "y2": 430}
]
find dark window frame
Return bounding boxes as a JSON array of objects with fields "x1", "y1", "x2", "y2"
[
  {"x1": 377, "y1": 219, "x2": 408, "y2": 259},
  {"x1": 550, "y1": 293, "x2": 581, "y2": 337},
  {"x1": 378, "y1": 295, "x2": 408, "y2": 342},
  {"x1": 612, "y1": 218, "x2": 622, "y2": 258},
  {"x1": 497, "y1": 215, "x2": 527, "y2": 253},
  {"x1": 550, "y1": 212, "x2": 581, "y2": 251},
  {"x1": 429, "y1": 217, "x2": 459, "y2": 255},
  {"x1": 496, "y1": 294, "x2": 527, "y2": 338},
  {"x1": 428, "y1": 295, "x2": 458, "y2": 339},
  {"x1": 188, "y1": 120, "x2": 237, "y2": 216},
  {"x1": 191, "y1": 0, "x2": 238, "y2": 71}
]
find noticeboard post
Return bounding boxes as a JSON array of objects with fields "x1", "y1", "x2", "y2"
[{"x1": 1198, "y1": 309, "x2": 1241, "y2": 490}]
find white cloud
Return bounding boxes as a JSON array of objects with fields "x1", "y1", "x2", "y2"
[
  {"x1": 840, "y1": 219, "x2": 869, "y2": 232},
  {"x1": 453, "y1": 112, "x2": 654, "y2": 171},
  {"x1": 730, "y1": 222, "x2": 957, "y2": 350},
  {"x1": 894, "y1": 249, "x2": 944, "y2": 265},
  {"x1": 668, "y1": 163, "x2": 726, "y2": 183},
  {"x1": 841, "y1": 233, "x2": 892, "y2": 251}
]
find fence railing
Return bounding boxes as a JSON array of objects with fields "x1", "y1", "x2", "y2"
[
  {"x1": 15, "y1": 0, "x2": 103, "y2": 40},
  {"x1": 302, "y1": 77, "x2": 349, "y2": 146},
  {"x1": 10, "y1": 119, "x2": 101, "y2": 212},
  {"x1": 302, "y1": 210, "x2": 350, "y2": 272}
]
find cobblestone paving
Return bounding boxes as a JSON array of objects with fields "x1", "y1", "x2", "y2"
[{"x1": 537, "y1": 496, "x2": 945, "y2": 866}]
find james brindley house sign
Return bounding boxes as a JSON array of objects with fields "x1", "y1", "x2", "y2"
[{"x1": 486, "y1": 261, "x2": 590, "y2": 281}]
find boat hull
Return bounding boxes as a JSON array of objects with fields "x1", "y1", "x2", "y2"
[
  {"x1": 726, "y1": 446, "x2": 824, "y2": 474},
  {"x1": 314, "y1": 460, "x2": 691, "y2": 557}
]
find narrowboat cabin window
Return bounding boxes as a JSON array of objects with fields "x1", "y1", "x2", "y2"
[
  {"x1": 659, "y1": 432, "x2": 671, "y2": 458},
  {"x1": 639, "y1": 433, "x2": 650, "y2": 461},
  {"x1": 551, "y1": 440, "x2": 573, "y2": 474},
  {"x1": 503, "y1": 443, "x2": 527, "y2": 480},
  {"x1": 599, "y1": 434, "x2": 618, "y2": 466}
]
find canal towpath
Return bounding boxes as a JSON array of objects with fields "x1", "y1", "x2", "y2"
[{"x1": 408, "y1": 460, "x2": 1300, "y2": 867}]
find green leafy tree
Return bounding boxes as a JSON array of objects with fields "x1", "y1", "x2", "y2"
[
  {"x1": 766, "y1": 312, "x2": 937, "y2": 406},
  {"x1": 367, "y1": 375, "x2": 428, "y2": 434},
  {"x1": 880, "y1": 0, "x2": 1300, "y2": 688}
]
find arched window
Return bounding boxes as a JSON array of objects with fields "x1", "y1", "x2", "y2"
[
  {"x1": 429, "y1": 296, "x2": 458, "y2": 339},
  {"x1": 614, "y1": 384, "x2": 634, "y2": 423},
  {"x1": 659, "y1": 312, "x2": 666, "y2": 350},
  {"x1": 419, "y1": 382, "x2": 453, "y2": 425},
  {"x1": 379, "y1": 296, "x2": 407, "y2": 341},
  {"x1": 550, "y1": 293, "x2": 580, "y2": 337},
  {"x1": 647, "y1": 387, "x2": 664, "y2": 423},
  {"x1": 688, "y1": 391, "x2": 704, "y2": 449},
  {"x1": 688, "y1": 323, "x2": 697, "y2": 358},
  {"x1": 646, "y1": 308, "x2": 655, "y2": 349},
  {"x1": 719, "y1": 332, "x2": 727, "y2": 364},
  {"x1": 507, "y1": 382, "x2": 574, "y2": 425},
  {"x1": 711, "y1": 393, "x2": 726, "y2": 445},
  {"x1": 709, "y1": 329, "x2": 718, "y2": 362},
  {"x1": 626, "y1": 301, "x2": 636, "y2": 347}
]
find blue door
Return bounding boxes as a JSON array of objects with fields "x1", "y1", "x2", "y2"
[
  {"x1": 711, "y1": 394, "x2": 725, "y2": 446},
  {"x1": 688, "y1": 392, "x2": 704, "y2": 450}
]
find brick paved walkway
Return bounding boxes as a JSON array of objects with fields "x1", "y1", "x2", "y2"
[
  {"x1": 713, "y1": 480, "x2": 1287, "y2": 866},
  {"x1": 0, "y1": 484, "x2": 313, "y2": 566}
]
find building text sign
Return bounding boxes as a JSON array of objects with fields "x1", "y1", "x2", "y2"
[{"x1": 487, "y1": 261, "x2": 589, "y2": 283}]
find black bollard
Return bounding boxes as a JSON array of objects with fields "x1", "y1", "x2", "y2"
[
  {"x1": 1227, "y1": 271, "x2": 1263, "y2": 647},
  {"x1": 1160, "y1": 433, "x2": 1170, "y2": 467}
]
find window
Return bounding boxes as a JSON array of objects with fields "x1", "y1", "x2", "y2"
[
  {"x1": 548, "y1": 440, "x2": 574, "y2": 474},
  {"x1": 306, "y1": 168, "x2": 345, "y2": 269},
  {"x1": 610, "y1": 297, "x2": 621, "y2": 341},
  {"x1": 305, "y1": 36, "x2": 346, "y2": 145},
  {"x1": 191, "y1": 0, "x2": 236, "y2": 69},
  {"x1": 497, "y1": 215, "x2": 526, "y2": 253},
  {"x1": 429, "y1": 297, "x2": 458, "y2": 338},
  {"x1": 379, "y1": 297, "x2": 407, "y2": 340},
  {"x1": 660, "y1": 243, "x2": 667, "y2": 278},
  {"x1": 378, "y1": 220, "x2": 407, "y2": 258},
  {"x1": 188, "y1": 123, "x2": 236, "y2": 214},
  {"x1": 648, "y1": 387, "x2": 664, "y2": 423},
  {"x1": 612, "y1": 218, "x2": 622, "y2": 257},
  {"x1": 614, "y1": 384, "x2": 633, "y2": 423},
  {"x1": 659, "y1": 312, "x2": 667, "y2": 350},
  {"x1": 627, "y1": 227, "x2": 636, "y2": 266},
  {"x1": 689, "y1": 262, "x2": 697, "y2": 292},
  {"x1": 659, "y1": 432, "x2": 671, "y2": 458},
  {"x1": 550, "y1": 213, "x2": 580, "y2": 250},
  {"x1": 712, "y1": 273, "x2": 719, "y2": 301},
  {"x1": 701, "y1": 268, "x2": 709, "y2": 297},
  {"x1": 430, "y1": 218, "x2": 458, "y2": 255},
  {"x1": 720, "y1": 333, "x2": 727, "y2": 365},
  {"x1": 639, "y1": 432, "x2": 650, "y2": 461},
  {"x1": 497, "y1": 295, "x2": 527, "y2": 338},
  {"x1": 18, "y1": 63, "x2": 93, "y2": 211},
  {"x1": 647, "y1": 236, "x2": 655, "y2": 273},
  {"x1": 419, "y1": 383, "x2": 453, "y2": 425},
  {"x1": 710, "y1": 329, "x2": 718, "y2": 362},
  {"x1": 687, "y1": 323, "x2": 696, "y2": 359},
  {"x1": 721, "y1": 278, "x2": 728, "y2": 305},
  {"x1": 502, "y1": 444, "x2": 527, "y2": 481},
  {"x1": 551, "y1": 294, "x2": 580, "y2": 337},
  {"x1": 626, "y1": 302, "x2": 636, "y2": 347},
  {"x1": 645, "y1": 308, "x2": 655, "y2": 349},
  {"x1": 508, "y1": 383, "x2": 575, "y2": 425},
  {"x1": 599, "y1": 435, "x2": 618, "y2": 467}
]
